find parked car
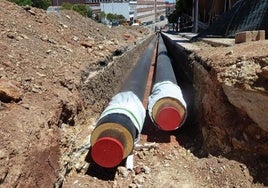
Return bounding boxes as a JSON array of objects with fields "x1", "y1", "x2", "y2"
[
  {"x1": 110, "y1": 20, "x2": 119, "y2": 27},
  {"x1": 160, "y1": 15, "x2": 165, "y2": 21}
]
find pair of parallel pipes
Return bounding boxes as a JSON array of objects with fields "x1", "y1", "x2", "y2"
[{"x1": 89, "y1": 34, "x2": 187, "y2": 168}]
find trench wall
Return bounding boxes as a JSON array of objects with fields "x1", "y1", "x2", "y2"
[{"x1": 162, "y1": 34, "x2": 268, "y2": 158}]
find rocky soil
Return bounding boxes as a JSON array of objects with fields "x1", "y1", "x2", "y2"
[
  {"x1": 0, "y1": 0, "x2": 267, "y2": 187},
  {"x1": 0, "y1": 0, "x2": 150, "y2": 187}
]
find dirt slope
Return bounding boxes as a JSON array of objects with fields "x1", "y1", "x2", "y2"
[
  {"x1": 0, "y1": 0, "x2": 149, "y2": 187},
  {"x1": 0, "y1": 0, "x2": 267, "y2": 188}
]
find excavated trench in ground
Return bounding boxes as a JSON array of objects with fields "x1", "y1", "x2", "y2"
[
  {"x1": 57, "y1": 34, "x2": 267, "y2": 187},
  {"x1": 162, "y1": 34, "x2": 267, "y2": 185},
  {"x1": 56, "y1": 35, "x2": 156, "y2": 187}
]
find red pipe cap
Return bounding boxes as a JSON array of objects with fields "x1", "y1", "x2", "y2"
[
  {"x1": 156, "y1": 106, "x2": 182, "y2": 131},
  {"x1": 91, "y1": 137, "x2": 124, "y2": 168}
]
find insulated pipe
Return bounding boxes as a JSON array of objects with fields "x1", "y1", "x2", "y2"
[
  {"x1": 148, "y1": 35, "x2": 187, "y2": 131},
  {"x1": 120, "y1": 37, "x2": 158, "y2": 100},
  {"x1": 90, "y1": 36, "x2": 157, "y2": 168}
]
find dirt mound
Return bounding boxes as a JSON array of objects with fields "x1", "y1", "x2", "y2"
[{"x1": 0, "y1": 0, "x2": 149, "y2": 187}]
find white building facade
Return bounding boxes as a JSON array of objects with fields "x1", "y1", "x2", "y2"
[
  {"x1": 136, "y1": 0, "x2": 166, "y2": 24},
  {"x1": 86, "y1": 0, "x2": 166, "y2": 24},
  {"x1": 100, "y1": 1, "x2": 137, "y2": 21}
]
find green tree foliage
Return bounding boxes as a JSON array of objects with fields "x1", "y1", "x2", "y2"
[
  {"x1": 106, "y1": 13, "x2": 114, "y2": 21},
  {"x1": 61, "y1": 2, "x2": 73, "y2": 10},
  {"x1": 106, "y1": 13, "x2": 126, "y2": 23},
  {"x1": 87, "y1": 7, "x2": 93, "y2": 18},
  {"x1": 8, "y1": 0, "x2": 51, "y2": 9},
  {"x1": 32, "y1": 0, "x2": 50, "y2": 9},
  {"x1": 95, "y1": 11, "x2": 106, "y2": 23},
  {"x1": 62, "y1": 3, "x2": 92, "y2": 18},
  {"x1": 175, "y1": 0, "x2": 192, "y2": 15},
  {"x1": 72, "y1": 4, "x2": 88, "y2": 17},
  {"x1": 168, "y1": 10, "x2": 178, "y2": 23},
  {"x1": 99, "y1": 12, "x2": 106, "y2": 19},
  {"x1": 8, "y1": 0, "x2": 31, "y2": 6}
]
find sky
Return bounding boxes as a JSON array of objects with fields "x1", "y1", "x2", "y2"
[{"x1": 167, "y1": 0, "x2": 176, "y2": 3}]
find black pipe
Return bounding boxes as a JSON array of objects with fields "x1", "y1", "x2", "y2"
[
  {"x1": 120, "y1": 36, "x2": 157, "y2": 101},
  {"x1": 90, "y1": 35, "x2": 158, "y2": 168},
  {"x1": 148, "y1": 35, "x2": 187, "y2": 131},
  {"x1": 155, "y1": 35, "x2": 177, "y2": 84}
]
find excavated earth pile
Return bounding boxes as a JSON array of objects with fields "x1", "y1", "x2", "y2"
[
  {"x1": 0, "y1": 0, "x2": 267, "y2": 187},
  {"x1": 0, "y1": 0, "x2": 150, "y2": 187}
]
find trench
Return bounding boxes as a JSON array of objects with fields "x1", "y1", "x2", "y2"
[
  {"x1": 161, "y1": 33, "x2": 268, "y2": 185},
  {"x1": 56, "y1": 34, "x2": 156, "y2": 187},
  {"x1": 160, "y1": 33, "x2": 203, "y2": 155},
  {"x1": 57, "y1": 32, "x2": 267, "y2": 187}
]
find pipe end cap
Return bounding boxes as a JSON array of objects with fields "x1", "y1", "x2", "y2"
[
  {"x1": 156, "y1": 106, "x2": 182, "y2": 131},
  {"x1": 91, "y1": 137, "x2": 124, "y2": 168}
]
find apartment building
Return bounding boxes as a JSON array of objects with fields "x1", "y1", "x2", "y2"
[
  {"x1": 136, "y1": 0, "x2": 166, "y2": 24},
  {"x1": 99, "y1": 0, "x2": 166, "y2": 24},
  {"x1": 51, "y1": 0, "x2": 167, "y2": 24}
]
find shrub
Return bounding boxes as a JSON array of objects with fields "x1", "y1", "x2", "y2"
[
  {"x1": 8, "y1": 0, "x2": 51, "y2": 9},
  {"x1": 62, "y1": 3, "x2": 92, "y2": 18}
]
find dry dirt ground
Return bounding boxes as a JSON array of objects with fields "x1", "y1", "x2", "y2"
[{"x1": 0, "y1": 0, "x2": 267, "y2": 187}]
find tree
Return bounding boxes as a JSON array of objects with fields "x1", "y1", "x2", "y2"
[
  {"x1": 106, "y1": 13, "x2": 126, "y2": 23},
  {"x1": 62, "y1": 3, "x2": 92, "y2": 18},
  {"x1": 175, "y1": 0, "x2": 192, "y2": 15},
  {"x1": 168, "y1": 10, "x2": 180, "y2": 31},
  {"x1": 95, "y1": 12, "x2": 106, "y2": 23},
  {"x1": 87, "y1": 7, "x2": 93, "y2": 18},
  {"x1": 61, "y1": 2, "x2": 73, "y2": 10},
  {"x1": 8, "y1": 0, "x2": 51, "y2": 9},
  {"x1": 168, "y1": 10, "x2": 178, "y2": 24},
  {"x1": 32, "y1": 0, "x2": 51, "y2": 9},
  {"x1": 99, "y1": 12, "x2": 106, "y2": 20},
  {"x1": 72, "y1": 4, "x2": 88, "y2": 17},
  {"x1": 106, "y1": 13, "x2": 114, "y2": 22},
  {"x1": 9, "y1": 0, "x2": 32, "y2": 6}
]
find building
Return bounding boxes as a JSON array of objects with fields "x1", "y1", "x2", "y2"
[
  {"x1": 85, "y1": 1, "x2": 101, "y2": 14},
  {"x1": 100, "y1": 0, "x2": 166, "y2": 24},
  {"x1": 135, "y1": 0, "x2": 166, "y2": 24},
  {"x1": 51, "y1": 0, "x2": 167, "y2": 25},
  {"x1": 100, "y1": 1, "x2": 137, "y2": 22}
]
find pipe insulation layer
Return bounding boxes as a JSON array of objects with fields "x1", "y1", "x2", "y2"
[
  {"x1": 148, "y1": 35, "x2": 187, "y2": 131},
  {"x1": 90, "y1": 36, "x2": 157, "y2": 168}
]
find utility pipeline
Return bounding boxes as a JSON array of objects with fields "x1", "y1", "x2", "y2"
[
  {"x1": 148, "y1": 35, "x2": 187, "y2": 131},
  {"x1": 88, "y1": 33, "x2": 187, "y2": 168},
  {"x1": 89, "y1": 36, "x2": 158, "y2": 168}
]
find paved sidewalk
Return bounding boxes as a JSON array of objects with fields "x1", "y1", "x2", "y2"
[
  {"x1": 162, "y1": 32, "x2": 201, "y2": 52},
  {"x1": 162, "y1": 31, "x2": 235, "y2": 51}
]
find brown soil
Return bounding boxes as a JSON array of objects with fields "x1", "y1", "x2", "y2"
[{"x1": 0, "y1": 0, "x2": 267, "y2": 188}]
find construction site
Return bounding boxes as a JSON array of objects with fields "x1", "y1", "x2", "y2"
[{"x1": 0, "y1": 0, "x2": 267, "y2": 187}]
